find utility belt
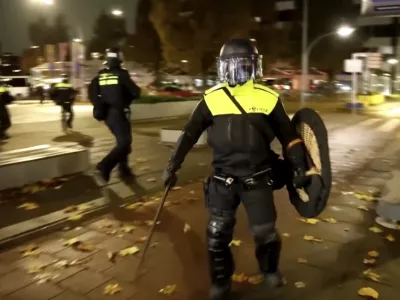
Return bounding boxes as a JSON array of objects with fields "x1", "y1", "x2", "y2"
[{"x1": 212, "y1": 167, "x2": 274, "y2": 190}]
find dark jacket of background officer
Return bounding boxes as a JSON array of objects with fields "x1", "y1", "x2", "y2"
[
  {"x1": 52, "y1": 75, "x2": 76, "y2": 132},
  {"x1": 0, "y1": 84, "x2": 14, "y2": 140},
  {"x1": 162, "y1": 39, "x2": 309, "y2": 300},
  {"x1": 90, "y1": 48, "x2": 141, "y2": 183}
]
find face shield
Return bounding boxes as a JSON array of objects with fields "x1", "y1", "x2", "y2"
[{"x1": 217, "y1": 55, "x2": 263, "y2": 86}]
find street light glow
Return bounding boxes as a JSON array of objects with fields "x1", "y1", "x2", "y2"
[
  {"x1": 40, "y1": 0, "x2": 54, "y2": 4},
  {"x1": 73, "y1": 38, "x2": 82, "y2": 43},
  {"x1": 181, "y1": 60, "x2": 188, "y2": 63},
  {"x1": 111, "y1": 9, "x2": 123, "y2": 16},
  {"x1": 336, "y1": 26, "x2": 355, "y2": 37},
  {"x1": 250, "y1": 38, "x2": 256, "y2": 42},
  {"x1": 387, "y1": 58, "x2": 399, "y2": 65}
]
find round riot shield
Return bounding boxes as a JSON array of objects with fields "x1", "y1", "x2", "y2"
[{"x1": 286, "y1": 108, "x2": 332, "y2": 218}]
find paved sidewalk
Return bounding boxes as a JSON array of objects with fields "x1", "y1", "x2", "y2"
[{"x1": 0, "y1": 172, "x2": 400, "y2": 300}]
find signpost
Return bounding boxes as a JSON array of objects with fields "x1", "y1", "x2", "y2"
[{"x1": 345, "y1": 58, "x2": 363, "y2": 106}]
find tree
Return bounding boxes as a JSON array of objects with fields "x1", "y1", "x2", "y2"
[
  {"x1": 127, "y1": 0, "x2": 162, "y2": 71},
  {"x1": 88, "y1": 10, "x2": 128, "y2": 54},
  {"x1": 49, "y1": 14, "x2": 70, "y2": 44},
  {"x1": 28, "y1": 14, "x2": 70, "y2": 47},
  {"x1": 149, "y1": 0, "x2": 254, "y2": 75},
  {"x1": 28, "y1": 15, "x2": 51, "y2": 47}
]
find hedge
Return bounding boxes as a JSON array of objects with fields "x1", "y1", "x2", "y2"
[{"x1": 133, "y1": 95, "x2": 200, "y2": 104}]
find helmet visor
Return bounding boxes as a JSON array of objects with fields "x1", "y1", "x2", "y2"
[{"x1": 217, "y1": 55, "x2": 263, "y2": 85}]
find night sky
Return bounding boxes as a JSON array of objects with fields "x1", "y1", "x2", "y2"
[{"x1": 0, "y1": 0, "x2": 139, "y2": 54}]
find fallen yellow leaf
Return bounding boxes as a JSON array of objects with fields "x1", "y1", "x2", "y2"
[
  {"x1": 299, "y1": 218, "x2": 320, "y2": 225},
  {"x1": 367, "y1": 250, "x2": 380, "y2": 258},
  {"x1": 295, "y1": 281, "x2": 306, "y2": 288},
  {"x1": 135, "y1": 158, "x2": 148, "y2": 163},
  {"x1": 159, "y1": 284, "x2": 177, "y2": 295},
  {"x1": 282, "y1": 233, "x2": 290, "y2": 237},
  {"x1": 145, "y1": 220, "x2": 161, "y2": 226},
  {"x1": 323, "y1": 218, "x2": 337, "y2": 224},
  {"x1": 172, "y1": 186, "x2": 182, "y2": 191},
  {"x1": 64, "y1": 238, "x2": 80, "y2": 247},
  {"x1": 247, "y1": 274, "x2": 263, "y2": 285},
  {"x1": 358, "y1": 287, "x2": 379, "y2": 299},
  {"x1": 303, "y1": 235, "x2": 323, "y2": 242},
  {"x1": 63, "y1": 205, "x2": 78, "y2": 213},
  {"x1": 363, "y1": 258, "x2": 376, "y2": 266},
  {"x1": 125, "y1": 203, "x2": 143, "y2": 210},
  {"x1": 27, "y1": 265, "x2": 45, "y2": 274},
  {"x1": 75, "y1": 242, "x2": 95, "y2": 252},
  {"x1": 20, "y1": 244, "x2": 41, "y2": 257},
  {"x1": 385, "y1": 234, "x2": 395, "y2": 242},
  {"x1": 119, "y1": 246, "x2": 140, "y2": 257},
  {"x1": 363, "y1": 269, "x2": 380, "y2": 282},
  {"x1": 297, "y1": 258, "x2": 308, "y2": 264},
  {"x1": 232, "y1": 273, "x2": 247, "y2": 283},
  {"x1": 137, "y1": 236, "x2": 148, "y2": 243},
  {"x1": 355, "y1": 192, "x2": 376, "y2": 202},
  {"x1": 120, "y1": 225, "x2": 136, "y2": 233},
  {"x1": 17, "y1": 202, "x2": 39, "y2": 210},
  {"x1": 68, "y1": 214, "x2": 83, "y2": 221},
  {"x1": 183, "y1": 223, "x2": 191, "y2": 233},
  {"x1": 229, "y1": 239, "x2": 242, "y2": 247},
  {"x1": 104, "y1": 283, "x2": 122, "y2": 295},
  {"x1": 369, "y1": 226, "x2": 383, "y2": 233}
]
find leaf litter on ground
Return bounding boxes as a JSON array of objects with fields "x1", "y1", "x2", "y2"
[
  {"x1": 159, "y1": 285, "x2": 177, "y2": 295},
  {"x1": 358, "y1": 287, "x2": 379, "y2": 299},
  {"x1": 119, "y1": 246, "x2": 140, "y2": 257},
  {"x1": 368, "y1": 250, "x2": 380, "y2": 258},
  {"x1": 63, "y1": 238, "x2": 95, "y2": 252},
  {"x1": 229, "y1": 239, "x2": 242, "y2": 247},
  {"x1": 104, "y1": 283, "x2": 122, "y2": 295},
  {"x1": 298, "y1": 218, "x2": 320, "y2": 225},
  {"x1": 20, "y1": 244, "x2": 41, "y2": 257},
  {"x1": 369, "y1": 226, "x2": 383, "y2": 234},
  {"x1": 303, "y1": 235, "x2": 323, "y2": 242},
  {"x1": 363, "y1": 269, "x2": 381, "y2": 282},
  {"x1": 17, "y1": 202, "x2": 39, "y2": 210}
]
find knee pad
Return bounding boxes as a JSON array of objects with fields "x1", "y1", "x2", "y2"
[
  {"x1": 251, "y1": 223, "x2": 279, "y2": 245},
  {"x1": 207, "y1": 214, "x2": 235, "y2": 251}
]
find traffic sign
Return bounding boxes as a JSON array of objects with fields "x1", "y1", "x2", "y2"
[{"x1": 345, "y1": 59, "x2": 363, "y2": 73}]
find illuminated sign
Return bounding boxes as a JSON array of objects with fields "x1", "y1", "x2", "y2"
[{"x1": 361, "y1": 0, "x2": 400, "y2": 16}]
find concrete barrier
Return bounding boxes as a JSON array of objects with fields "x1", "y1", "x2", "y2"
[
  {"x1": 160, "y1": 128, "x2": 208, "y2": 146},
  {"x1": 130, "y1": 101, "x2": 198, "y2": 121},
  {"x1": 0, "y1": 143, "x2": 90, "y2": 190}
]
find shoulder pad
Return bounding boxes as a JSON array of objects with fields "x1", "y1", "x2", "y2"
[
  {"x1": 254, "y1": 83, "x2": 279, "y2": 97},
  {"x1": 205, "y1": 83, "x2": 228, "y2": 95}
]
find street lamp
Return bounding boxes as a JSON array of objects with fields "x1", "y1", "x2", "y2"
[
  {"x1": 111, "y1": 9, "x2": 123, "y2": 16},
  {"x1": 181, "y1": 60, "x2": 188, "y2": 63},
  {"x1": 387, "y1": 58, "x2": 399, "y2": 65},
  {"x1": 300, "y1": 25, "x2": 355, "y2": 106},
  {"x1": 73, "y1": 38, "x2": 82, "y2": 43}
]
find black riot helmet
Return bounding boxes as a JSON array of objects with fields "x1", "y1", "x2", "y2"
[
  {"x1": 217, "y1": 39, "x2": 263, "y2": 86},
  {"x1": 105, "y1": 47, "x2": 124, "y2": 68}
]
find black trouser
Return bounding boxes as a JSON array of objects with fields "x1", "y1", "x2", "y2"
[
  {"x1": 98, "y1": 108, "x2": 132, "y2": 175},
  {"x1": 61, "y1": 102, "x2": 74, "y2": 129},
  {"x1": 204, "y1": 175, "x2": 281, "y2": 286},
  {"x1": 0, "y1": 103, "x2": 11, "y2": 136}
]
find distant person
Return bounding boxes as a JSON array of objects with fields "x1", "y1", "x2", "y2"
[
  {"x1": 89, "y1": 47, "x2": 141, "y2": 184},
  {"x1": 36, "y1": 84, "x2": 45, "y2": 104},
  {"x1": 0, "y1": 83, "x2": 14, "y2": 140},
  {"x1": 52, "y1": 75, "x2": 77, "y2": 133}
]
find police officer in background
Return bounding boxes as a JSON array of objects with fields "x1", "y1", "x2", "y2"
[
  {"x1": 90, "y1": 48, "x2": 141, "y2": 183},
  {"x1": 162, "y1": 39, "x2": 309, "y2": 300},
  {"x1": 52, "y1": 74, "x2": 76, "y2": 133},
  {"x1": 0, "y1": 82, "x2": 14, "y2": 140}
]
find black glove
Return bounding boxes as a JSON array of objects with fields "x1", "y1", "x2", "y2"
[
  {"x1": 162, "y1": 164, "x2": 178, "y2": 188},
  {"x1": 293, "y1": 167, "x2": 309, "y2": 189}
]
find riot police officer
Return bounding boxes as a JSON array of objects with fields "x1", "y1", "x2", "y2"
[
  {"x1": 0, "y1": 83, "x2": 14, "y2": 140},
  {"x1": 90, "y1": 48, "x2": 141, "y2": 183},
  {"x1": 162, "y1": 39, "x2": 309, "y2": 299},
  {"x1": 52, "y1": 74, "x2": 76, "y2": 132}
]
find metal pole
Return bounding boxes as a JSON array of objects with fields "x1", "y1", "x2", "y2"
[
  {"x1": 300, "y1": 0, "x2": 308, "y2": 107},
  {"x1": 351, "y1": 53, "x2": 358, "y2": 112}
]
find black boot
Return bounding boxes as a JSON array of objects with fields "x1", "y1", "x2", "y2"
[
  {"x1": 209, "y1": 280, "x2": 231, "y2": 300},
  {"x1": 256, "y1": 239, "x2": 284, "y2": 287},
  {"x1": 93, "y1": 165, "x2": 110, "y2": 186}
]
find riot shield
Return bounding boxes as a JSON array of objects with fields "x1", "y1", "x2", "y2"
[{"x1": 286, "y1": 108, "x2": 332, "y2": 218}]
